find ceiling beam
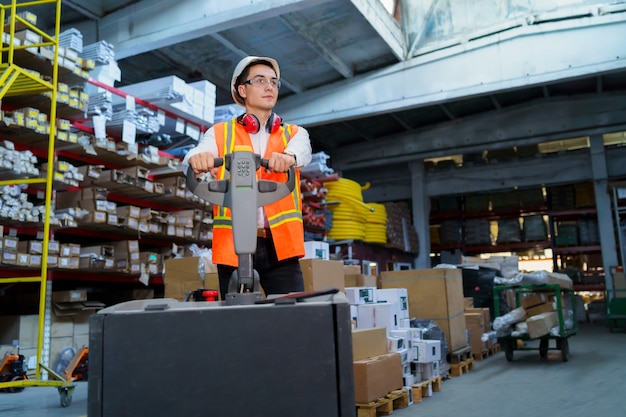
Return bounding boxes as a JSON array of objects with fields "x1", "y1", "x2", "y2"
[
  {"x1": 97, "y1": 0, "x2": 335, "y2": 60},
  {"x1": 331, "y1": 92, "x2": 626, "y2": 171},
  {"x1": 490, "y1": 95, "x2": 501, "y2": 110},
  {"x1": 404, "y1": 0, "x2": 439, "y2": 59},
  {"x1": 64, "y1": 0, "x2": 103, "y2": 20},
  {"x1": 389, "y1": 113, "x2": 412, "y2": 131},
  {"x1": 277, "y1": 12, "x2": 626, "y2": 125},
  {"x1": 279, "y1": 14, "x2": 354, "y2": 79},
  {"x1": 342, "y1": 121, "x2": 374, "y2": 142},
  {"x1": 349, "y1": 0, "x2": 405, "y2": 61},
  {"x1": 438, "y1": 104, "x2": 455, "y2": 120},
  {"x1": 210, "y1": 32, "x2": 303, "y2": 93}
]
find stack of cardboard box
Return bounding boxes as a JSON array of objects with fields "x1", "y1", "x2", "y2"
[
  {"x1": 351, "y1": 327, "x2": 403, "y2": 404},
  {"x1": 464, "y1": 305, "x2": 492, "y2": 356},
  {"x1": 380, "y1": 268, "x2": 467, "y2": 353}
]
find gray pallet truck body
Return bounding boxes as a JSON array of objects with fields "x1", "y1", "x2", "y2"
[{"x1": 88, "y1": 150, "x2": 356, "y2": 417}]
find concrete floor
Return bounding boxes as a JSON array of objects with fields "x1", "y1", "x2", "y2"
[{"x1": 0, "y1": 322, "x2": 623, "y2": 417}]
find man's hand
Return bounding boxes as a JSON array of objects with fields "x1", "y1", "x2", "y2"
[
  {"x1": 268, "y1": 152, "x2": 296, "y2": 172},
  {"x1": 188, "y1": 152, "x2": 218, "y2": 177}
]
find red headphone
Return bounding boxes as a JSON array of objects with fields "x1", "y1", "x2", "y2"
[{"x1": 237, "y1": 113, "x2": 282, "y2": 134}]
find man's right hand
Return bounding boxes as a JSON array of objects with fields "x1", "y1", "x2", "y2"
[{"x1": 188, "y1": 152, "x2": 218, "y2": 177}]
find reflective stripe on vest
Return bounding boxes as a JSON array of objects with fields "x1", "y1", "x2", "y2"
[{"x1": 210, "y1": 118, "x2": 304, "y2": 266}]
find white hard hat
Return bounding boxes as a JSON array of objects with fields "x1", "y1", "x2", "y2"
[{"x1": 231, "y1": 56, "x2": 280, "y2": 106}]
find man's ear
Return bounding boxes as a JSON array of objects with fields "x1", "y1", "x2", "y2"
[{"x1": 238, "y1": 85, "x2": 247, "y2": 101}]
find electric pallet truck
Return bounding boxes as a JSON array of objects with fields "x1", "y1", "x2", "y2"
[
  {"x1": 185, "y1": 146, "x2": 296, "y2": 305},
  {"x1": 88, "y1": 148, "x2": 355, "y2": 417}
]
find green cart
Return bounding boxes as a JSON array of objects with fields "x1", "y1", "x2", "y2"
[{"x1": 493, "y1": 284, "x2": 578, "y2": 362}]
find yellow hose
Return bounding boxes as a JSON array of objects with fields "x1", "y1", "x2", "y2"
[
  {"x1": 325, "y1": 179, "x2": 387, "y2": 243},
  {"x1": 326, "y1": 178, "x2": 367, "y2": 240},
  {"x1": 364, "y1": 203, "x2": 387, "y2": 244}
]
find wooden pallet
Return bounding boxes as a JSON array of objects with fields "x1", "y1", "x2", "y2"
[
  {"x1": 472, "y1": 343, "x2": 502, "y2": 361},
  {"x1": 410, "y1": 376, "x2": 442, "y2": 403},
  {"x1": 356, "y1": 388, "x2": 410, "y2": 417},
  {"x1": 447, "y1": 346, "x2": 472, "y2": 364},
  {"x1": 450, "y1": 357, "x2": 475, "y2": 377}
]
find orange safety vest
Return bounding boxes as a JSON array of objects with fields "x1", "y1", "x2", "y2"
[{"x1": 211, "y1": 118, "x2": 304, "y2": 267}]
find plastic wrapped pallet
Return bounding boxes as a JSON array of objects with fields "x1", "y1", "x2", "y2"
[
  {"x1": 496, "y1": 218, "x2": 522, "y2": 244},
  {"x1": 465, "y1": 219, "x2": 491, "y2": 245},
  {"x1": 523, "y1": 214, "x2": 548, "y2": 242}
]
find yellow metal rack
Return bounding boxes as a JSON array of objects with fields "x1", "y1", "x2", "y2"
[{"x1": 0, "y1": 0, "x2": 75, "y2": 406}]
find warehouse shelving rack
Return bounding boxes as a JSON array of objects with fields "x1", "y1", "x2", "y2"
[{"x1": 0, "y1": 0, "x2": 75, "y2": 406}]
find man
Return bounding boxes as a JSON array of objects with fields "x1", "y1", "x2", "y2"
[{"x1": 184, "y1": 56, "x2": 312, "y2": 300}]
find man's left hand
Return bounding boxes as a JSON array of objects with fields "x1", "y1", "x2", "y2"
[{"x1": 268, "y1": 152, "x2": 296, "y2": 172}]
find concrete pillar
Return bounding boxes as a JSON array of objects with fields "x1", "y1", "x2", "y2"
[
  {"x1": 409, "y1": 160, "x2": 430, "y2": 268},
  {"x1": 589, "y1": 134, "x2": 618, "y2": 291}
]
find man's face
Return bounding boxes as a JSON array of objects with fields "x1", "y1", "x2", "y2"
[{"x1": 238, "y1": 64, "x2": 279, "y2": 111}]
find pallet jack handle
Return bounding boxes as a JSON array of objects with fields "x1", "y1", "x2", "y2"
[{"x1": 186, "y1": 148, "x2": 295, "y2": 304}]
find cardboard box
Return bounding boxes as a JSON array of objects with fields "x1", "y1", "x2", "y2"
[
  {"x1": 3, "y1": 236, "x2": 18, "y2": 252},
  {"x1": 344, "y1": 265, "x2": 362, "y2": 276},
  {"x1": 0, "y1": 315, "x2": 38, "y2": 349},
  {"x1": 465, "y1": 308, "x2": 491, "y2": 353},
  {"x1": 2, "y1": 251, "x2": 17, "y2": 265},
  {"x1": 464, "y1": 312, "x2": 485, "y2": 329},
  {"x1": 525, "y1": 302, "x2": 556, "y2": 318},
  {"x1": 52, "y1": 290, "x2": 87, "y2": 303},
  {"x1": 351, "y1": 327, "x2": 388, "y2": 361},
  {"x1": 465, "y1": 307, "x2": 491, "y2": 331},
  {"x1": 73, "y1": 311, "x2": 93, "y2": 336},
  {"x1": 163, "y1": 257, "x2": 219, "y2": 301},
  {"x1": 353, "y1": 353, "x2": 403, "y2": 403},
  {"x1": 299, "y1": 259, "x2": 345, "y2": 292},
  {"x1": 467, "y1": 325, "x2": 488, "y2": 355},
  {"x1": 526, "y1": 311, "x2": 559, "y2": 339},
  {"x1": 380, "y1": 268, "x2": 467, "y2": 351},
  {"x1": 464, "y1": 297, "x2": 474, "y2": 308},
  {"x1": 520, "y1": 293, "x2": 549, "y2": 309},
  {"x1": 50, "y1": 315, "x2": 74, "y2": 338},
  {"x1": 345, "y1": 274, "x2": 377, "y2": 288},
  {"x1": 17, "y1": 240, "x2": 43, "y2": 254}
]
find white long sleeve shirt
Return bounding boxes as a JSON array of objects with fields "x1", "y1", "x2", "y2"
[
  {"x1": 182, "y1": 121, "x2": 312, "y2": 169},
  {"x1": 182, "y1": 120, "x2": 312, "y2": 228}
]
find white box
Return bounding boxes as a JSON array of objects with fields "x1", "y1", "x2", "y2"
[
  {"x1": 421, "y1": 361, "x2": 437, "y2": 380},
  {"x1": 402, "y1": 362, "x2": 411, "y2": 377},
  {"x1": 403, "y1": 374, "x2": 416, "y2": 387},
  {"x1": 396, "y1": 347, "x2": 409, "y2": 363},
  {"x1": 345, "y1": 287, "x2": 376, "y2": 305},
  {"x1": 350, "y1": 305, "x2": 358, "y2": 329},
  {"x1": 356, "y1": 302, "x2": 401, "y2": 335},
  {"x1": 412, "y1": 339, "x2": 441, "y2": 363},
  {"x1": 376, "y1": 288, "x2": 409, "y2": 319},
  {"x1": 399, "y1": 318, "x2": 411, "y2": 328},
  {"x1": 390, "y1": 328, "x2": 413, "y2": 360},
  {"x1": 303, "y1": 241, "x2": 329, "y2": 260},
  {"x1": 409, "y1": 328, "x2": 424, "y2": 340},
  {"x1": 387, "y1": 336, "x2": 404, "y2": 352},
  {"x1": 404, "y1": 386, "x2": 414, "y2": 406}
]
